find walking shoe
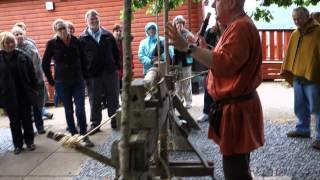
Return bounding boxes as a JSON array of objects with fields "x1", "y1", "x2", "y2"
[
  {"x1": 81, "y1": 137, "x2": 94, "y2": 147},
  {"x1": 26, "y1": 144, "x2": 36, "y2": 151},
  {"x1": 287, "y1": 130, "x2": 310, "y2": 138},
  {"x1": 43, "y1": 113, "x2": 54, "y2": 120},
  {"x1": 14, "y1": 147, "x2": 23, "y2": 155},
  {"x1": 185, "y1": 104, "x2": 192, "y2": 109},
  {"x1": 37, "y1": 129, "x2": 46, "y2": 134},
  {"x1": 311, "y1": 140, "x2": 320, "y2": 150},
  {"x1": 197, "y1": 113, "x2": 209, "y2": 122}
]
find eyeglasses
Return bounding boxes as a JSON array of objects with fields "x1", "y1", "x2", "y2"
[{"x1": 175, "y1": 21, "x2": 184, "y2": 25}]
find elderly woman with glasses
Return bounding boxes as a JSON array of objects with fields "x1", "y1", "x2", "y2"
[
  {"x1": 0, "y1": 31, "x2": 38, "y2": 154},
  {"x1": 42, "y1": 19, "x2": 94, "y2": 147},
  {"x1": 11, "y1": 26, "x2": 46, "y2": 135},
  {"x1": 172, "y1": 15, "x2": 196, "y2": 109}
]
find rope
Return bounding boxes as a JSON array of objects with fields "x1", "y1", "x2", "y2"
[
  {"x1": 58, "y1": 112, "x2": 118, "y2": 147},
  {"x1": 176, "y1": 70, "x2": 208, "y2": 83},
  {"x1": 145, "y1": 77, "x2": 165, "y2": 97}
]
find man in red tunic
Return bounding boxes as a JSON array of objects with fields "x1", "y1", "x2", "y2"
[{"x1": 167, "y1": 0, "x2": 264, "y2": 179}]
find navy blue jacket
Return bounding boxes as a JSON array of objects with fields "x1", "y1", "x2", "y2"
[{"x1": 79, "y1": 27, "x2": 120, "y2": 78}]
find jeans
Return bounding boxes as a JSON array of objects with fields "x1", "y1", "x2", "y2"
[
  {"x1": 55, "y1": 81, "x2": 87, "y2": 135},
  {"x1": 175, "y1": 65, "x2": 192, "y2": 106},
  {"x1": 33, "y1": 105, "x2": 44, "y2": 131},
  {"x1": 293, "y1": 79, "x2": 320, "y2": 140}
]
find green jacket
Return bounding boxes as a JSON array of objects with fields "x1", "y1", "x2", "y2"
[{"x1": 281, "y1": 19, "x2": 320, "y2": 85}]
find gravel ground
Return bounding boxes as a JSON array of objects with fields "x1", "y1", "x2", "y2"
[
  {"x1": 0, "y1": 128, "x2": 12, "y2": 156},
  {"x1": 74, "y1": 82, "x2": 320, "y2": 180},
  {"x1": 74, "y1": 120, "x2": 320, "y2": 180}
]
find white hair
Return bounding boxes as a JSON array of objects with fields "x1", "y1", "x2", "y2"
[{"x1": 85, "y1": 9, "x2": 99, "y2": 21}]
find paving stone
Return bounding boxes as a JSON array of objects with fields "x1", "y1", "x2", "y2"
[
  {"x1": 0, "y1": 153, "x2": 50, "y2": 176},
  {"x1": 0, "y1": 177, "x2": 22, "y2": 180},
  {"x1": 24, "y1": 176, "x2": 72, "y2": 180},
  {"x1": 29, "y1": 153, "x2": 87, "y2": 176}
]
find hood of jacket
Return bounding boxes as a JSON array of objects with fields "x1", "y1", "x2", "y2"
[{"x1": 144, "y1": 22, "x2": 159, "y2": 40}]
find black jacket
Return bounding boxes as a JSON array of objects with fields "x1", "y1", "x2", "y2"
[
  {"x1": 79, "y1": 27, "x2": 120, "y2": 78},
  {"x1": 42, "y1": 35, "x2": 84, "y2": 85},
  {"x1": 0, "y1": 49, "x2": 39, "y2": 108}
]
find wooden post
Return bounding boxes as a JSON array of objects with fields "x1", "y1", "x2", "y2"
[
  {"x1": 164, "y1": 0, "x2": 170, "y2": 75},
  {"x1": 119, "y1": 0, "x2": 133, "y2": 179},
  {"x1": 276, "y1": 31, "x2": 283, "y2": 60},
  {"x1": 269, "y1": 31, "x2": 275, "y2": 61},
  {"x1": 261, "y1": 31, "x2": 267, "y2": 61}
]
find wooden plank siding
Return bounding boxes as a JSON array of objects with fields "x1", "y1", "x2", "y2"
[
  {"x1": 0, "y1": 0, "x2": 202, "y2": 102},
  {"x1": 0, "y1": 0, "x2": 201, "y2": 77}
]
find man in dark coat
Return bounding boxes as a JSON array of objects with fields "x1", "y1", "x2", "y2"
[{"x1": 80, "y1": 9, "x2": 121, "y2": 131}]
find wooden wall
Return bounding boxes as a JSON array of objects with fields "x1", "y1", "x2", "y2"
[{"x1": 0, "y1": 0, "x2": 203, "y2": 77}]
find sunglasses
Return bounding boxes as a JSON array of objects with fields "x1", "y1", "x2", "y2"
[{"x1": 57, "y1": 27, "x2": 66, "y2": 31}]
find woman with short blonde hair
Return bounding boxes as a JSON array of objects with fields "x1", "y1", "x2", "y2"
[
  {"x1": 0, "y1": 31, "x2": 38, "y2": 154},
  {"x1": 0, "y1": 31, "x2": 17, "y2": 50}
]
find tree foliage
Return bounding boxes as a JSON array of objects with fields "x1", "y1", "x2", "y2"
[
  {"x1": 254, "y1": 0, "x2": 320, "y2": 22},
  {"x1": 131, "y1": 0, "x2": 201, "y2": 15},
  {"x1": 128, "y1": 0, "x2": 320, "y2": 22}
]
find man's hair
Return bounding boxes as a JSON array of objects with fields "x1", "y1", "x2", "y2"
[
  {"x1": 85, "y1": 9, "x2": 99, "y2": 21},
  {"x1": 14, "y1": 22, "x2": 27, "y2": 31},
  {"x1": 293, "y1": 7, "x2": 310, "y2": 18},
  {"x1": 113, "y1": 24, "x2": 122, "y2": 32},
  {"x1": 0, "y1": 31, "x2": 17, "y2": 50}
]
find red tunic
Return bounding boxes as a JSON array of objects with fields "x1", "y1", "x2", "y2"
[{"x1": 207, "y1": 16, "x2": 264, "y2": 155}]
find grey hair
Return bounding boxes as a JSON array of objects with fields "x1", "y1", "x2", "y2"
[
  {"x1": 52, "y1": 18, "x2": 66, "y2": 32},
  {"x1": 11, "y1": 26, "x2": 25, "y2": 35},
  {"x1": 0, "y1": 31, "x2": 17, "y2": 50},
  {"x1": 293, "y1": 7, "x2": 310, "y2": 19},
  {"x1": 173, "y1": 15, "x2": 186, "y2": 25},
  {"x1": 85, "y1": 9, "x2": 99, "y2": 21},
  {"x1": 14, "y1": 22, "x2": 27, "y2": 31}
]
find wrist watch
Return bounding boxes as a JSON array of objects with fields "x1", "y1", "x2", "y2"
[{"x1": 187, "y1": 43, "x2": 196, "y2": 55}]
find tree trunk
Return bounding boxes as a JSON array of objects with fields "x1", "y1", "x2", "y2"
[
  {"x1": 119, "y1": 0, "x2": 133, "y2": 179},
  {"x1": 164, "y1": 0, "x2": 170, "y2": 73}
]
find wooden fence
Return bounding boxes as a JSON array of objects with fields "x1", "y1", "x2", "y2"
[{"x1": 260, "y1": 29, "x2": 293, "y2": 80}]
